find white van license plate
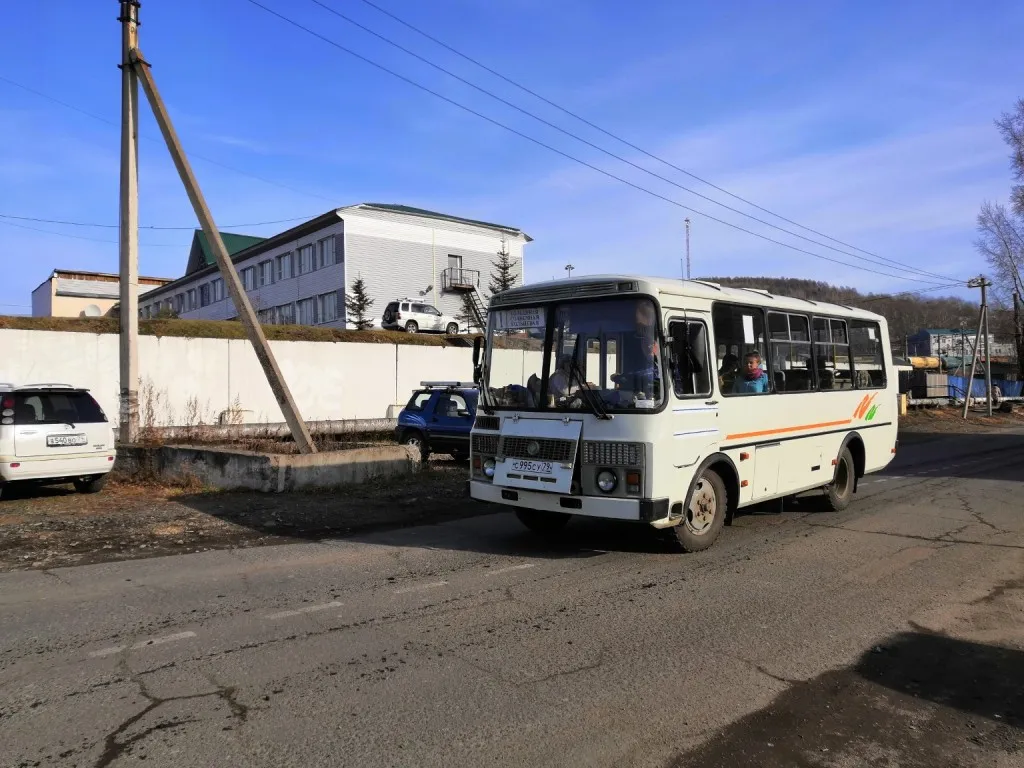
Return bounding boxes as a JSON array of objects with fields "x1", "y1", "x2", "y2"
[
  {"x1": 47, "y1": 434, "x2": 88, "y2": 447},
  {"x1": 510, "y1": 459, "x2": 553, "y2": 475}
]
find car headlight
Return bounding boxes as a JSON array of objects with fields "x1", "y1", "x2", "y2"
[
  {"x1": 596, "y1": 469, "x2": 617, "y2": 493},
  {"x1": 483, "y1": 458, "x2": 496, "y2": 478}
]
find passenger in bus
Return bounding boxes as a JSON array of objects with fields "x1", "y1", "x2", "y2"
[
  {"x1": 733, "y1": 351, "x2": 769, "y2": 394},
  {"x1": 717, "y1": 353, "x2": 739, "y2": 391},
  {"x1": 548, "y1": 354, "x2": 576, "y2": 400}
]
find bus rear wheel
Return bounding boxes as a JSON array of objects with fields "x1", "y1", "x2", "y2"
[
  {"x1": 515, "y1": 509, "x2": 570, "y2": 535},
  {"x1": 674, "y1": 467, "x2": 727, "y2": 552},
  {"x1": 824, "y1": 447, "x2": 855, "y2": 511}
]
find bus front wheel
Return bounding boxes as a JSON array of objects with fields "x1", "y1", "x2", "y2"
[
  {"x1": 674, "y1": 467, "x2": 727, "y2": 552},
  {"x1": 515, "y1": 509, "x2": 570, "y2": 534}
]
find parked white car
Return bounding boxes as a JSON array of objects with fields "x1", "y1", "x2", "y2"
[
  {"x1": 381, "y1": 299, "x2": 463, "y2": 334},
  {"x1": 0, "y1": 382, "x2": 116, "y2": 499}
]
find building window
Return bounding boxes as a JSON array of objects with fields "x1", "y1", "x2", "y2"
[
  {"x1": 199, "y1": 283, "x2": 212, "y2": 307},
  {"x1": 211, "y1": 279, "x2": 224, "y2": 302},
  {"x1": 297, "y1": 244, "x2": 316, "y2": 275},
  {"x1": 317, "y1": 291, "x2": 338, "y2": 323},
  {"x1": 257, "y1": 307, "x2": 274, "y2": 324},
  {"x1": 277, "y1": 302, "x2": 295, "y2": 325},
  {"x1": 317, "y1": 237, "x2": 336, "y2": 268},
  {"x1": 296, "y1": 297, "x2": 317, "y2": 325},
  {"x1": 276, "y1": 252, "x2": 293, "y2": 281},
  {"x1": 187, "y1": 289, "x2": 197, "y2": 310},
  {"x1": 259, "y1": 260, "x2": 274, "y2": 287},
  {"x1": 140, "y1": 306, "x2": 149, "y2": 319},
  {"x1": 174, "y1": 294, "x2": 185, "y2": 313}
]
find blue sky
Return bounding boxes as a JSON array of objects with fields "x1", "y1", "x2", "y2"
[{"x1": 1, "y1": 0, "x2": 1022, "y2": 314}]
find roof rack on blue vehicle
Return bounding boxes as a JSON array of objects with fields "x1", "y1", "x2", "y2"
[{"x1": 419, "y1": 381, "x2": 478, "y2": 389}]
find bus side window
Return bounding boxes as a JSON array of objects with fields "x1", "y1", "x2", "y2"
[
  {"x1": 669, "y1": 320, "x2": 711, "y2": 397},
  {"x1": 712, "y1": 303, "x2": 770, "y2": 395},
  {"x1": 850, "y1": 320, "x2": 887, "y2": 388}
]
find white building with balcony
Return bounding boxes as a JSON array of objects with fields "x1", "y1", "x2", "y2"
[{"x1": 139, "y1": 203, "x2": 530, "y2": 329}]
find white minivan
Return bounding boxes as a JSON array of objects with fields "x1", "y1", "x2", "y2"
[{"x1": 0, "y1": 382, "x2": 116, "y2": 499}]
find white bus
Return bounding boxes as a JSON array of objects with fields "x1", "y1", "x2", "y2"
[{"x1": 468, "y1": 275, "x2": 897, "y2": 552}]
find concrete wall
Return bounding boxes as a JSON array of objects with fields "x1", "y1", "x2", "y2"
[{"x1": 0, "y1": 328, "x2": 514, "y2": 426}]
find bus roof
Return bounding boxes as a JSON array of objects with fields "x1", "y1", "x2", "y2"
[{"x1": 492, "y1": 274, "x2": 887, "y2": 323}]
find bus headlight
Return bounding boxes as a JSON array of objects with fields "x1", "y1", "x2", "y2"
[
  {"x1": 483, "y1": 458, "x2": 496, "y2": 478},
  {"x1": 596, "y1": 469, "x2": 617, "y2": 493}
]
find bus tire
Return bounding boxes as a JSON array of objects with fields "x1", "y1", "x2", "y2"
[
  {"x1": 824, "y1": 447, "x2": 855, "y2": 511},
  {"x1": 674, "y1": 467, "x2": 727, "y2": 552},
  {"x1": 515, "y1": 509, "x2": 570, "y2": 534}
]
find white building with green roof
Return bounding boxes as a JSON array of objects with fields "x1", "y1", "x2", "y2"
[{"x1": 139, "y1": 203, "x2": 530, "y2": 330}]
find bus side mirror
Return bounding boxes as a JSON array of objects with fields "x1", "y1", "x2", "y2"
[{"x1": 472, "y1": 336, "x2": 483, "y2": 383}]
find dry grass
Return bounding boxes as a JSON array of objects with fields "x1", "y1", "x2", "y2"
[{"x1": 0, "y1": 315, "x2": 474, "y2": 346}]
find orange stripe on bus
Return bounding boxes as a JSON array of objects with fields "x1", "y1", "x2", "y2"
[{"x1": 725, "y1": 419, "x2": 852, "y2": 441}]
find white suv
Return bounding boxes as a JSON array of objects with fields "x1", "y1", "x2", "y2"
[
  {"x1": 381, "y1": 299, "x2": 463, "y2": 334},
  {"x1": 0, "y1": 382, "x2": 116, "y2": 499}
]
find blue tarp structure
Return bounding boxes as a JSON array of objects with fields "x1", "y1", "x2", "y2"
[{"x1": 948, "y1": 376, "x2": 1023, "y2": 398}]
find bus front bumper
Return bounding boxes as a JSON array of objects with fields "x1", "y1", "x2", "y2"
[{"x1": 469, "y1": 480, "x2": 668, "y2": 524}]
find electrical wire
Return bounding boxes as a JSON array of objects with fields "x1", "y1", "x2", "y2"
[
  {"x1": 0, "y1": 212, "x2": 312, "y2": 230},
  {"x1": 244, "y1": 0, "x2": 954, "y2": 286},
  {"x1": 0, "y1": 218, "x2": 181, "y2": 247},
  {"x1": 861, "y1": 283, "x2": 968, "y2": 302},
  {"x1": 305, "y1": 0, "x2": 958, "y2": 286},
  {"x1": 0, "y1": 74, "x2": 337, "y2": 204}
]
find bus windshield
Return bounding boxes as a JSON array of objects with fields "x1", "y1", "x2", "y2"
[{"x1": 484, "y1": 296, "x2": 664, "y2": 413}]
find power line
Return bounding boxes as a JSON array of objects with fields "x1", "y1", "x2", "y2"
[
  {"x1": 0, "y1": 219, "x2": 181, "y2": 247},
  {"x1": 245, "y1": 0, "x2": 952, "y2": 286},
  {"x1": 0, "y1": 74, "x2": 337, "y2": 204},
  {"x1": 0, "y1": 212, "x2": 312, "y2": 231},
  {"x1": 347, "y1": 0, "x2": 963, "y2": 284},
  {"x1": 304, "y1": 0, "x2": 956, "y2": 284},
  {"x1": 861, "y1": 283, "x2": 967, "y2": 302}
]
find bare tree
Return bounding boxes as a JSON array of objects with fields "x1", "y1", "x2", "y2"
[
  {"x1": 995, "y1": 98, "x2": 1024, "y2": 216},
  {"x1": 975, "y1": 201, "x2": 1024, "y2": 308}
]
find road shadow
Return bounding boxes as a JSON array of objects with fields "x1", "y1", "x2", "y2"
[
  {"x1": 855, "y1": 630, "x2": 1024, "y2": 729},
  {"x1": 669, "y1": 630, "x2": 1024, "y2": 768},
  {"x1": 879, "y1": 431, "x2": 1024, "y2": 482}
]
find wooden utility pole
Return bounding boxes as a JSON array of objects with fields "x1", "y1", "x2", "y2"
[
  {"x1": 118, "y1": 0, "x2": 140, "y2": 443},
  {"x1": 1015, "y1": 291, "x2": 1023, "y2": 379},
  {"x1": 963, "y1": 275, "x2": 994, "y2": 418},
  {"x1": 121, "y1": 12, "x2": 316, "y2": 453}
]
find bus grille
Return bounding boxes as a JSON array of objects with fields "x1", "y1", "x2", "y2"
[
  {"x1": 499, "y1": 437, "x2": 575, "y2": 462},
  {"x1": 474, "y1": 415, "x2": 500, "y2": 431},
  {"x1": 472, "y1": 434, "x2": 499, "y2": 455}
]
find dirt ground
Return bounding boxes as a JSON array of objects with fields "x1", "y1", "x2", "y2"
[
  {"x1": 0, "y1": 458, "x2": 487, "y2": 572},
  {"x1": 899, "y1": 404, "x2": 1024, "y2": 435},
  {"x1": 2, "y1": 407, "x2": 1021, "y2": 573}
]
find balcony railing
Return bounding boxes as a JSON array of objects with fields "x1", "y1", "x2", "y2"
[{"x1": 441, "y1": 267, "x2": 480, "y2": 291}]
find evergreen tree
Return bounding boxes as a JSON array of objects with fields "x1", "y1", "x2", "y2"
[
  {"x1": 455, "y1": 292, "x2": 481, "y2": 333},
  {"x1": 345, "y1": 276, "x2": 375, "y2": 330},
  {"x1": 488, "y1": 238, "x2": 518, "y2": 295}
]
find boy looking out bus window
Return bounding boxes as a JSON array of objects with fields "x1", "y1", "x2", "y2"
[{"x1": 732, "y1": 351, "x2": 769, "y2": 394}]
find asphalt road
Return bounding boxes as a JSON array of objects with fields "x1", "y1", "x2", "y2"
[{"x1": 2, "y1": 430, "x2": 1023, "y2": 768}]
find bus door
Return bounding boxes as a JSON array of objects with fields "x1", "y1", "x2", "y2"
[{"x1": 666, "y1": 314, "x2": 717, "y2": 467}]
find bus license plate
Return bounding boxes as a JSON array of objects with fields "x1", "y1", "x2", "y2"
[
  {"x1": 47, "y1": 434, "x2": 88, "y2": 447},
  {"x1": 510, "y1": 459, "x2": 553, "y2": 475}
]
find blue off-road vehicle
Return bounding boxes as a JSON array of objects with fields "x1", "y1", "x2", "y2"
[{"x1": 395, "y1": 381, "x2": 478, "y2": 461}]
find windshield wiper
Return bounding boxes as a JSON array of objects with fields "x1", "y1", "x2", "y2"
[{"x1": 565, "y1": 351, "x2": 611, "y2": 420}]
